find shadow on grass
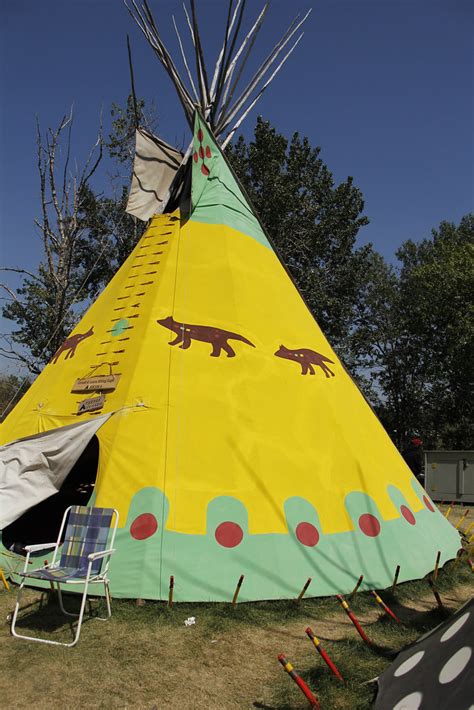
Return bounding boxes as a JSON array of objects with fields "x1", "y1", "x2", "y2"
[{"x1": 11, "y1": 590, "x2": 108, "y2": 642}]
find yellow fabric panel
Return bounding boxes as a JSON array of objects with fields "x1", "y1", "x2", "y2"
[{"x1": 0, "y1": 212, "x2": 422, "y2": 536}]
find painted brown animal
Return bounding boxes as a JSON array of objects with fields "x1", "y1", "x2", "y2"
[
  {"x1": 52, "y1": 327, "x2": 94, "y2": 364},
  {"x1": 157, "y1": 316, "x2": 255, "y2": 358},
  {"x1": 275, "y1": 344, "x2": 335, "y2": 377}
]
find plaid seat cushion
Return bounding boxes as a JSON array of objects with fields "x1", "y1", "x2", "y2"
[
  {"x1": 20, "y1": 566, "x2": 91, "y2": 582},
  {"x1": 60, "y1": 506, "x2": 115, "y2": 576}
]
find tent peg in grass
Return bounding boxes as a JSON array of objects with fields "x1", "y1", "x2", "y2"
[
  {"x1": 433, "y1": 550, "x2": 441, "y2": 582},
  {"x1": 231, "y1": 574, "x2": 244, "y2": 607},
  {"x1": 467, "y1": 558, "x2": 474, "y2": 573},
  {"x1": 336, "y1": 594, "x2": 372, "y2": 647},
  {"x1": 278, "y1": 654, "x2": 320, "y2": 708},
  {"x1": 391, "y1": 564, "x2": 400, "y2": 593},
  {"x1": 453, "y1": 547, "x2": 466, "y2": 569},
  {"x1": 428, "y1": 579, "x2": 444, "y2": 611},
  {"x1": 0, "y1": 567, "x2": 9, "y2": 591},
  {"x1": 456, "y1": 508, "x2": 470, "y2": 530},
  {"x1": 306, "y1": 627, "x2": 344, "y2": 681},
  {"x1": 296, "y1": 577, "x2": 312, "y2": 602},
  {"x1": 468, "y1": 533, "x2": 474, "y2": 545},
  {"x1": 348, "y1": 574, "x2": 364, "y2": 600},
  {"x1": 370, "y1": 590, "x2": 401, "y2": 623},
  {"x1": 168, "y1": 575, "x2": 174, "y2": 608},
  {"x1": 464, "y1": 521, "x2": 474, "y2": 537}
]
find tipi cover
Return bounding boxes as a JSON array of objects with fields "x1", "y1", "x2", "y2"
[{"x1": 0, "y1": 113, "x2": 460, "y2": 601}]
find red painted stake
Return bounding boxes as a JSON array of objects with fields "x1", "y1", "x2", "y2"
[
  {"x1": 306, "y1": 627, "x2": 344, "y2": 681},
  {"x1": 278, "y1": 654, "x2": 320, "y2": 708},
  {"x1": 370, "y1": 591, "x2": 401, "y2": 623},
  {"x1": 336, "y1": 594, "x2": 372, "y2": 646}
]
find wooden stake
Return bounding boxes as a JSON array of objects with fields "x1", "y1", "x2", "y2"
[
  {"x1": 0, "y1": 567, "x2": 9, "y2": 591},
  {"x1": 278, "y1": 654, "x2": 320, "y2": 708},
  {"x1": 231, "y1": 574, "x2": 244, "y2": 607},
  {"x1": 348, "y1": 574, "x2": 364, "y2": 601},
  {"x1": 391, "y1": 565, "x2": 400, "y2": 593},
  {"x1": 453, "y1": 548, "x2": 466, "y2": 569},
  {"x1": 428, "y1": 579, "x2": 444, "y2": 610},
  {"x1": 306, "y1": 627, "x2": 344, "y2": 681},
  {"x1": 168, "y1": 575, "x2": 174, "y2": 608},
  {"x1": 433, "y1": 550, "x2": 441, "y2": 582},
  {"x1": 296, "y1": 577, "x2": 312, "y2": 602},
  {"x1": 370, "y1": 591, "x2": 401, "y2": 623}
]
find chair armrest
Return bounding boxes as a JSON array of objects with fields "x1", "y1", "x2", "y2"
[
  {"x1": 24, "y1": 542, "x2": 57, "y2": 553},
  {"x1": 88, "y1": 548, "x2": 116, "y2": 561}
]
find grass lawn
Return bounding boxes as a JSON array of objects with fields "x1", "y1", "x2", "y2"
[{"x1": 1, "y1": 510, "x2": 473, "y2": 709}]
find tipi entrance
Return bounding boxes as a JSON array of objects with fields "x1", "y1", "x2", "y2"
[{"x1": 2, "y1": 435, "x2": 99, "y2": 553}]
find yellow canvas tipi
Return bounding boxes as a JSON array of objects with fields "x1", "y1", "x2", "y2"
[{"x1": 0, "y1": 2, "x2": 459, "y2": 601}]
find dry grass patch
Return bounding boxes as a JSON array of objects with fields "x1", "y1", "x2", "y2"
[{"x1": 1, "y1": 510, "x2": 473, "y2": 710}]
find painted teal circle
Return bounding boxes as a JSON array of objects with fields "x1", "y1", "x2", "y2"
[{"x1": 111, "y1": 318, "x2": 129, "y2": 336}]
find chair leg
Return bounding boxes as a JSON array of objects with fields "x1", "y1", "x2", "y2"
[
  {"x1": 10, "y1": 580, "x2": 26, "y2": 640},
  {"x1": 96, "y1": 580, "x2": 112, "y2": 621},
  {"x1": 11, "y1": 580, "x2": 91, "y2": 647},
  {"x1": 69, "y1": 580, "x2": 90, "y2": 647},
  {"x1": 57, "y1": 584, "x2": 80, "y2": 617}
]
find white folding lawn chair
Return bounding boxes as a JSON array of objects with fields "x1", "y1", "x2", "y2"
[{"x1": 11, "y1": 505, "x2": 118, "y2": 647}]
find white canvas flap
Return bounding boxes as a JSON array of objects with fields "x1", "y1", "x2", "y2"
[
  {"x1": 126, "y1": 129, "x2": 183, "y2": 221},
  {"x1": 0, "y1": 413, "x2": 112, "y2": 529}
]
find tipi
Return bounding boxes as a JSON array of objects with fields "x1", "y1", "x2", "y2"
[{"x1": 0, "y1": 1, "x2": 459, "y2": 601}]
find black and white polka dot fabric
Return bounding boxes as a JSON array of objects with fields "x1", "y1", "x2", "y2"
[{"x1": 375, "y1": 598, "x2": 473, "y2": 709}]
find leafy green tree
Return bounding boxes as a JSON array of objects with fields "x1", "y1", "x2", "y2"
[
  {"x1": 227, "y1": 118, "x2": 371, "y2": 354},
  {"x1": 0, "y1": 374, "x2": 30, "y2": 421},
  {"x1": 352, "y1": 214, "x2": 473, "y2": 449}
]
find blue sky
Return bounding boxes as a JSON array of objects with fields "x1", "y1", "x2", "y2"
[{"x1": 0, "y1": 0, "x2": 472, "y2": 355}]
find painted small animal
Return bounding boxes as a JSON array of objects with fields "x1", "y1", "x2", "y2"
[
  {"x1": 52, "y1": 327, "x2": 94, "y2": 364},
  {"x1": 275, "y1": 344, "x2": 335, "y2": 377},
  {"x1": 157, "y1": 316, "x2": 255, "y2": 358}
]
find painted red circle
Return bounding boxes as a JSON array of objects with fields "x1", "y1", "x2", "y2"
[
  {"x1": 358, "y1": 513, "x2": 381, "y2": 537},
  {"x1": 215, "y1": 521, "x2": 243, "y2": 548},
  {"x1": 205, "y1": 145, "x2": 211, "y2": 158},
  {"x1": 199, "y1": 145, "x2": 204, "y2": 159},
  {"x1": 296, "y1": 522, "x2": 319, "y2": 547},
  {"x1": 423, "y1": 495, "x2": 435, "y2": 512},
  {"x1": 400, "y1": 505, "x2": 416, "y2": 525},
  {"x1": 201, "y1": 163, "x2": 210, "y2": 176},
  {"x1": 197, "y1": 128, "x2": 204, "y2": 142},
  {"x1": 130, "y1": 513, "x2": 158, "y2": 540},
  {"x1": 193, "y1": 151, "x2": 198, "y2": 163}
]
